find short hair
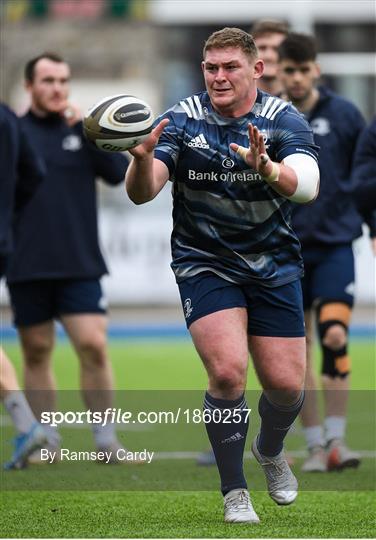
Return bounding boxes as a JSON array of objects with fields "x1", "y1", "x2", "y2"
[
  {"x1": 278, "y1": 33, "x2": 317, "y2": 63},
  {"x1": 250, "y1": 19, "x2": 289, "y2": 39},
  {"x1": 203, "y1": 27, "x2": 258, "y2": 61},
  {"x1": 25, "y1": 52, "x2": 65, "y2": 82}
]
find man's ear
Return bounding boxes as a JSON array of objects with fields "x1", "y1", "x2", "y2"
[
  {"x1": 314, "y1": 62, "x2": 321, "y2": 80},
  {"x1": 254, "y1": 59, "x2": 264, "y2": 80}
]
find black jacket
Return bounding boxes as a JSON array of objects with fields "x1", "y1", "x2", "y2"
[
  {"x1": 0, "y1": 104, "x2": 45, "y2": 257},
  {"x1": 7, "y1": 111, "x2": 129, "y2": 283}
]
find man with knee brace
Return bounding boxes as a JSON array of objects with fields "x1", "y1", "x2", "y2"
[{"x1": 278, "y1": 33, "x2": 365, "y2": 472}]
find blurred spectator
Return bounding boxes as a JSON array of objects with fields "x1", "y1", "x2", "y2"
[
  {"x1": 278, "y1": 33, "x2": 366, "y2": 472},
  {"x1": 352, "y1": 117, "x2": 376, "y2": 254},
  {"x1": 6, "y1": 52, "x2": 131, "y2": 463},
  {"x1": 0, "y1": 102, "x2": 46, "y2": 470},
  {"x1": 250, "y1": 19, "x2": 289, "y2": 96}
]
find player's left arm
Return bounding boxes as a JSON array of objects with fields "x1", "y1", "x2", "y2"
[{"x1": 230, "y1": 123, "x2": 320, "y2": 203}]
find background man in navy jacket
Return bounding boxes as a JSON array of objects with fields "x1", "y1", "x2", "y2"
[
  {"x1": 0, "y1": 102, "x2": 47, "y2": 469},
  {"x1": 6, "y1": 53, "x2": 130, "y2": 462},
  {"x1": 278, "y1": 33, "x2": 366, "y2": 472},
  {"x1": 352, "y1": 117, "x2": 376, "y2": 254}
]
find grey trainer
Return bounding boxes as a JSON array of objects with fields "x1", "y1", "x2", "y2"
[{"x1": 252, "y1": 436, "x2": 298, "y2": 505}]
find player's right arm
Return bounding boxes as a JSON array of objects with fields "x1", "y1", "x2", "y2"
[{"x1": 125, "y1": 118, "x2": 170, "y2": 204}]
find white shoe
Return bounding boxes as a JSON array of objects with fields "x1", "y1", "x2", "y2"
[
  {"x1": 252, "y1": 436, "x2": 298, "y2": 505},
  {"x1": 224, "y1": 489, "x2": 260, "y2": 524},
  {"x1": 28, "y1": 438, "x2": 61, "y2": 464},
  {"x1": 327, "y1": 439, "x2": 361, "y2": 471},
  {"x1": 301, "y1": 445, "x2": 327, "y2": 472}
]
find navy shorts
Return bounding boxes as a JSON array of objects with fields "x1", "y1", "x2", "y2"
[
  {"x1": 8, "y1": 278, "x2": 107, "y2": 327},
  {"x1": 301, "y1": 245, "x2": 355, "y2": 310},
  {"x1": 177, "y1": 272, "x2": 305, "y2": 337}
]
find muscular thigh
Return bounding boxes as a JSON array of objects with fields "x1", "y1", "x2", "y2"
[
  {"x1": 248, "y1": 335, "x2": 306, "y2": 395},
  {"x1": 189, "y1": 307, "x2": 249, "y2": 371}
]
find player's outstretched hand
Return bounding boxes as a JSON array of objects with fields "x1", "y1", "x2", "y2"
[
  {"x1": 128, "y1": 118, "x2": 170, "y2": 158},
  {"x1": 230, "y1": 123, "x2": 274, "y2": 178}
]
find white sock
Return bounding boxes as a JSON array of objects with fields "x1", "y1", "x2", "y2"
[
  {"x1": 3, "y1": 391, "x2": 37, "y2": 434},
  {"x1": 42, "y1": 424, "x2": 61, "y2": 447},
  {"x1": 92, "y1": 422, "x2": 117, "y2": 449},
  {"x1": 303, "y1": 425, "x2": 325, "y2": 449},
  {"x1": 324, "y1": 416, "x2": 346, "y2": 443}
]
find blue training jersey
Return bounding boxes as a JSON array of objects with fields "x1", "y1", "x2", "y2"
[
  {"x1": 292, "y1": 86, "x2": 366, "y2": 246},
  {"x1": 154, "y1": 89, "x2": 318, "y2": 287}
]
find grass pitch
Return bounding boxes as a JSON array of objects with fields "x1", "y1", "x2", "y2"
[{"x1": 0, "y1": 338, "x2": 375, "y2": 538}]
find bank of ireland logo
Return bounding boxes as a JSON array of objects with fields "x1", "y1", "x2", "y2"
[
  {"x1": 183, "y1": 298, "x2": 193, "y2": 319},
  {"x1": 222, "y1": 157, "x2": 235, "y2": 169}
]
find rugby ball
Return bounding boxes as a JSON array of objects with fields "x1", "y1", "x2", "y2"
[{"x1": 83, "y1": 94, "x2": 154, "y2": 152}]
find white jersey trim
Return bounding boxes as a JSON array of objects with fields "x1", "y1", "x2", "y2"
[
  {"x1": 179, "y1": 96, "x2": 204, "y2": 120},
  {"x1": 260, "y1": 97, "x2": 288, "y2": 120}
]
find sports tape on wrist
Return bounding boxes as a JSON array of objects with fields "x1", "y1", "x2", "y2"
[{"x1": 263, "y1": 161, "x2": 280, "y2": 183}]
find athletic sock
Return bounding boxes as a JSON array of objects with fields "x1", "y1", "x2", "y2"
[
  {"x1": 324, "y1": 415, "x2": 346, "y2": 443},
  {"x1": 204, "y1": 391, "x2": 249, "y2": 496},
  {"x1": 3, "y1": 391, "x2": 38, "y2": 434},
  {"x1": 258, "y1": 391, "x2": 305, "y2": 457},
  {"x1": 42, "y1": 424, "x2": 61, "y2": 447},
  {"x1": 92, "y1": 421, "x2": 117, "y2": 449},
  {"x1": 303, "y1": 425, "x2": 325, "y2": 449}
]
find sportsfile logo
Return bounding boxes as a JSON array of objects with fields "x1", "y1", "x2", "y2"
[{"x1": 188, "y1": 134, "x2": 210, "y2": 149}]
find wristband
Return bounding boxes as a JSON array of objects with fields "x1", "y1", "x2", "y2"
[{"x1": 263, "y1": 161, "x2": 280, "y2": 183}]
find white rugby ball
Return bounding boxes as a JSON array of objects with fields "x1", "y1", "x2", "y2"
[{"x1": 83, "y1": 94, "x2": 154, "y2": 152}]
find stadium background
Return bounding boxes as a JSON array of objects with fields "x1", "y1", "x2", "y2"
[
  {"x1": 0, "y1": 1, "x2": 375, "y2": 538},
  {"x1": 0, "y1": 0, "x2": 375, "y2": 315}
]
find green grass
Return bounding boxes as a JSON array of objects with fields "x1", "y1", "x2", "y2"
[
  {"x1": 0, "y1": 338, "x2": 375, "y2": 538},
  {"x1": 2, "y1": 339, "x2": 375, "y2": 390},
  {"x1": 1, "y1": 491, "x2": 375, "y2": 538}
]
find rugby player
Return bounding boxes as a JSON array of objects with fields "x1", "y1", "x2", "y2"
[
  {"x1": 126, "y1": 28, "x2": 320, "y2": 523},
  {"x1": 251, "y1": 19, "x2": 289, "y2": 96},
  {"x1": 352, "y1": 117, "x2": 376, "y2": 254},
  {"x1": 196, "y1": 18, "x2": 291, "y2": 469},
  {"x1": 0, "y1": 102, "x2": 47, "y2": 469},
  {"x1": 278, "y1": 33, "x2": 366, "y2": 472},
  {"x1": 6, "y1": 53, "x2": 130, "y2": 462}
]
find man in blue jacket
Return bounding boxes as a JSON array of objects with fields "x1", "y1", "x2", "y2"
[
  {"x1": 352, "y1": 117, "x2": 376, "y2": 254},
  {"x1": 6, "y1": 53, "x2": 130, "y2": 462},
  {"x1": 0, "y1": 102, "x2": 47, "y2": 469},
  {"x1": 278, "y1": 33, "x2": 365, "y2": 472}
]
